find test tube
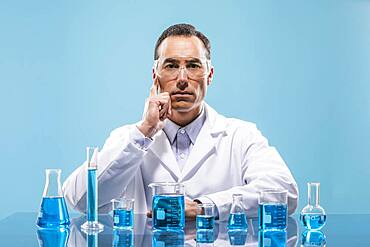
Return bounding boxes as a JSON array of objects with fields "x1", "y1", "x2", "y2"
[{"x1": 81, "y1": 147, "x2": 104, "y2": 233}]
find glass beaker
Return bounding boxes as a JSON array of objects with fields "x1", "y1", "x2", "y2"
[
  {"x1": 36, "y1": 169, "x2": 70, "y2": 228},
  {"x1": 258, "y1": 189, "x2": 288, "y2": 230},
  {"x1": 81, "y1": 147, "x2": 104, "y2": 233},
  {"x1": 111, "y1": 198, "x2": 135, "y2": 229},
  {"x1": 196, "y1": 203, "x2": 215, "y2": 230},
  {"x1": 148, "y1": 182, "x2": 185, "y2": 230},
  {"x1": 300, "y1": 182, "x2": 327, "y2": 230},
  {"x1": 228, "y1": 194, "x2": 248, "y2": 230}
]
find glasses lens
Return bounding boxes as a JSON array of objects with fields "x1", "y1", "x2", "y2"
[{"x1": 156, "y1": 59, "x2": 208, "y2": 80}]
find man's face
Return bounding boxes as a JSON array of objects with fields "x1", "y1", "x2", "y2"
[{"x1": 153, "y1": 36, "x2": 213, "y2": 113}]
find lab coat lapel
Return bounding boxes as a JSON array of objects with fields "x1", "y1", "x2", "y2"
[
  {"x1": 149, "y1": 130, "x2": 181, "y2": 180},
  {"x1": 181, "y1": 103, "x2": 226, "y2": 180}
]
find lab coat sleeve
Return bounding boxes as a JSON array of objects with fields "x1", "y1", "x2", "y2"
[
  {"x1": 204, "y1": 124, "x2": 298, "y2": 221},
  {"x1": 62, "y1": 124, "x2": 150, "y2": 213}
]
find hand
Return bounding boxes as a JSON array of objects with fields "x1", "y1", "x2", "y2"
[
  {"x1": 146, "y1": 199, "x2": 200, "y2": 220},
  {"x1": 138, "y1": 84, "x2": 172, "y2": 138}
]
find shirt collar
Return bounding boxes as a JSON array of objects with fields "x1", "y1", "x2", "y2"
[{"x1": 163, "y1": 105, "x2": 206, "y2": 145}]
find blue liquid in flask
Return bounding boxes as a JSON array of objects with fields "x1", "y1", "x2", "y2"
[
  {"x1": 258, "y1": 203, "x2": 287, "y2": 230},
  {"x1": 113, "y1": 229, "x2": 134, "y2": 247},
  {"x1": 37, "y1": 227, "x2": 69, "y2": 247},
  {"x1": 300, "y1": 213, "x2": 326, "y2": 230},
  {"x1": 113, "y1": 209, "x2": 134, "y2": 229},
  {"x1": 196, "y1": 215, "x2": 215, "y2": 229},
  {"x1": 301, "y1": 230, "x2": 326, "y2": 246},
  {"x1": 152, "y1": 194, "x2": 185, "y2": 229},
  {"x1": 228, "y1": 230, "x2": 248, "y2": 246},
  {"x1": 87, "y1": 168, "x2": 97, "y2": 222},
  {"x1": 196, "y1": 229, "x2": 215, "y2": 243},
  {"x1": 228, "y1": 213, "x2": 248, "y2": 230},
  {"x1": 37, "y1": 196, "x2": 70, "y2": 228}
]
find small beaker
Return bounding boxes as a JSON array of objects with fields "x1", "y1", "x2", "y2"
[
  {"x1": 196, "y1": 203, "x2": 215, "y2": 230},
  {"x1": 36, "y1": 169, "x2": 70, "y2": 228},
  {"x1": 258, "y1": 189, "x2": 288, "y2": 230},
  {"x1": 148, "y1": 182, "x2": 185, "y2": 230},
  {"x1": 111, "y1": 198, "x2": 135, "y2": 229}
]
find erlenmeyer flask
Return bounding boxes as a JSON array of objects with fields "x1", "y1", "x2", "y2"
[
  {"x1": 36, "y1": 169, "x2": 70, "y2": 228},
  {"x1": 228, "y1": 194, "x2": 248, "y2": 230}
]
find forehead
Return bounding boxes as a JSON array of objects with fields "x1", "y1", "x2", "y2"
[{"x1": 157, "y1": 36, "x2": 207, "y2": 59}]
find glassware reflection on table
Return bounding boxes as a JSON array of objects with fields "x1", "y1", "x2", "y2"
[
  {"x1": 258, "y1": 229, "x2": 287, "y2": 247},
  {"x1": 228, "y1": 229, "x2": 248, "y2": 246},
  {"x1": 111, "y1": 198, "x2": 135, "y2": 229},
  {"x1": 300, "y1": 182, "x2": 326, "y2": 230},
  {"x1": 258, "y1": 189, "x2": 288, "y2": 231},
  {"x1": 196, "y1": 203, "x2": 215, "y2": 230},
  {"x1": 112, "y1": 228, "x2": 134, "y2": 247},
  {"x1": 86, "y1": 232, "x2": 98, "y2": 247},
  {"x1": 196, "y1": 228, "x2": 215, "y2": 244},
  {"x1": 301, "y1": 230, "x2": 326, "y2": 247},
  {"x1": 37, "y1": 227, "x2": 70, "y2": 247},
  {"x1": 149, "y1": 182, "x2": 185, "y2": 230},
  {"x1": 228, "y1": 194, "x2": 248, "y2": 230},
  {"x1": 36, "y1": 169, "x2": 70, "y2": 228},
  {"x1": 152, "y1": 229, "x2": 185, "y2": 247},
  {"x1": 81, "y1": 147, "x2": 104, "y2": 233}
]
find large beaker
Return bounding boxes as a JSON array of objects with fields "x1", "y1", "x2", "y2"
[
  {"x1": 36, "y1": 169, "x2": 70, "y2": 228},
  {"x1": 148, "y1": 182, "x2": 185, "y2": 230}
]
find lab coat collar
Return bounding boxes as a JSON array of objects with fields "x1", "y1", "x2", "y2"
[{"x1": 149, "y1": 102, "x2": 227, "y2": 181}]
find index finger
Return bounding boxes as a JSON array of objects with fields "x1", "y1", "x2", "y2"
[{"x1": 149, "y1": 84, "x2": 157, "y2": 97}]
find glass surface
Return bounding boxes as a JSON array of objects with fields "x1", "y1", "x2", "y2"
[
  {"x1": 259, "y1": 189, "x2": 288, "y2": 230},
  {"x1": 2, "y1": 212, "x2": 370, "y2": 246}
]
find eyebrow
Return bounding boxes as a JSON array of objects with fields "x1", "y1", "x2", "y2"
[{"x1": 162, "y1": 57, "x2": 203, "y2": 64}]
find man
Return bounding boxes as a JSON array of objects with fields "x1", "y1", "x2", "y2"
[{"x1": 63, "y1": 24, "x2": 298, "y2": 221}]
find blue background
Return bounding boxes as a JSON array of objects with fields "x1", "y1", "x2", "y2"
[{"x1": 1, "y1": 0, "x2": 369, "y2": 220}]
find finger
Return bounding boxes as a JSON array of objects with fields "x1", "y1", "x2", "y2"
[{"x1": 150, "y1": 84, "x2": 157, "y2": 97}]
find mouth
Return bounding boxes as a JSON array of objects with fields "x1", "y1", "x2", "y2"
[{"x1": 171, "y1": 91, "x2": 193, "y2": 96}]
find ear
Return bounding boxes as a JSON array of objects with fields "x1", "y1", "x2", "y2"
[
  {"x1": 207, "y1": 66, "x2": 214, "y2": 86},
  {"x1": 152, "y1": 67, "x2": 157, "y2": 82}
]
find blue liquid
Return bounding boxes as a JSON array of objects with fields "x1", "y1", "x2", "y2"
[
  {"x1": 37, "y1": 227, "x2": 69, "y2": 247},
  {"x1": 300, "y1": 213, "x2": 326, "y2": 230},
  {"x1": 152, "y1": 194, "x2": 185, "y2": 230},
  {"x1": 196, "y1": 229, "x2": 215, "y2": 243},
  {"x1": 228, "y1": 213, "x2": 248, "y2": 230},
  {"x1": 258, "y1": 230, "x2": 286, "y2": 247},
  {"x1": 228, "y1": 230, "x2": 248, "y2": 246},
  {"x1": 113, "y1": 209, "x2": 134, "y2": 229},
  {"x1": 258, "y1": 203, "x2": 287, "y2": 230},
  {"x1": 113, "y1": 229, "x2": 134, "y2": 247},
  {"x1": 152, "y1": 229, "x2": 184, "y2": 247},
  {"x1": 87, "y1": 168, "x2": 97, "y2": 222},
  {"x1": 196, "y1": 215, "x2": 215, "y2": 229},
  {"x1": 301, "y1": 230, "x2": 326, "y2": 246},
  {"x1": 37, "y1": 197, "x2": 70, "y2": 228}
]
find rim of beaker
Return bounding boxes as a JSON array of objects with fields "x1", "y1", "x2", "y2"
[
  {"x1": 111, "y1": 198, "x2": 135, "y2": 203},
  {"x1": 148, "y1": 182, "x2": 184, "y2": 188},
  {"x1": 259, "y1": 189, "x2": 288, "y2": 195}
]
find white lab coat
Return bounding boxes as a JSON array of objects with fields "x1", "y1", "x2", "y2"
[{"x1": 63, "y1": 103, "x2": 298, "y2": 221}]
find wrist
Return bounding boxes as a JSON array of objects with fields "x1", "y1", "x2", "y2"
[{"x1": 137, "y1": 123, "x2": 157, "y2": 138}]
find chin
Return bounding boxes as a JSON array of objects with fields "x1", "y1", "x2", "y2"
[{"x1": 172, "y1": 101, "x2": 194, "y2": 112}]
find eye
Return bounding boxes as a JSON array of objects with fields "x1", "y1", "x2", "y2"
[
  {"x1": 187, "y1": 63, "x2": 202, "y2": 69},
  {"x1": 163, "y1": 63, "x2": 179, "y2": 69}
]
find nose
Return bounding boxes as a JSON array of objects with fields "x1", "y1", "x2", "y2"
[
  {"x1": 176, "y1": 80, "x2": 188, "y2": 91},
  {"x1": 178, "y1": 67, "x2": 188, "y2": 81}
]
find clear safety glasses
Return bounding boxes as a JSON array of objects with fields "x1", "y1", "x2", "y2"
[{"x1": 154, "y1": 57, "x2": 211, "y2": 81}]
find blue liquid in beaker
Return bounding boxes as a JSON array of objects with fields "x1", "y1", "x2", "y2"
[
  {"x1": 113, "y1": 209, "x2": 134, "y2": 229},
  {"x1": 196, "y1": 229, "x2": 215, "y2": 243},
  {"x1": 258, "y1": 230, "x2": 287, "y2": 247},
  {"x1": 37, "y1": 196, "x2": 70, "y2": 228},
  {"x1": 196, "y1": 215, "x2": 215, "y2": 229},
  {"x1": 152, "y1": 194, "x2": 185, "y2": 229},
  {"x1": 37, "y1": 227, "x2": 69, "y2": 247},
  {"x1": 152, "y1": 229, "x2": 184, "y2": 247},
  {"x1": 228, "y1": 213, "x2": 248, "y2": 230},
  {"x1": 87, "y1": 168, "x2": 97, "y2": 222},
  {"x1": 228, "y1": 230, "x2": 248, "y2": 246},
  {"x1": 258, "y1": 203, "x2": 287, "y2": 230},
  {"x1": 300, "y1": 213, "x2": 326, "y2": 230},
  {"x1": 113, "y1": 229, "x2": 134, "y2": 247}
]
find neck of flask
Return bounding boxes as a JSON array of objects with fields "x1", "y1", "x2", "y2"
[
  {"x1": 308, "y1": 182, "x2": 320, "y2": 206},
  {"x1": 43, "y1": 169, "x2": 63, "y2": 197}
]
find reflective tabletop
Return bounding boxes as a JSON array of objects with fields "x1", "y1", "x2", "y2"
[{"x1": 0, "y1": 213, "x2": 369, "y2": 246}]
